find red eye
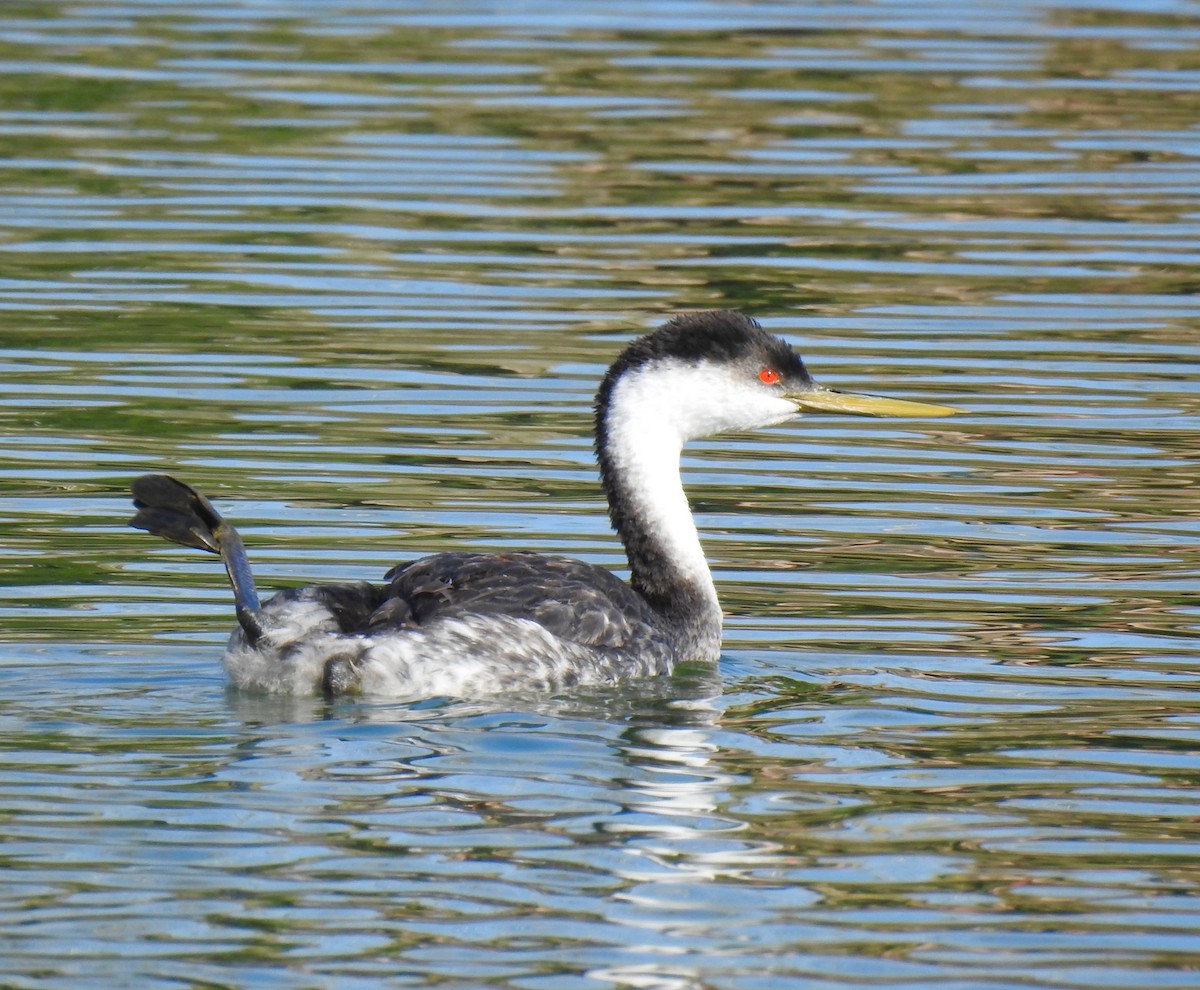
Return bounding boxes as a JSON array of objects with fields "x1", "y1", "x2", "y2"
[{"x1": 759, "y1": 368, "x2": 781, "y2": 385}]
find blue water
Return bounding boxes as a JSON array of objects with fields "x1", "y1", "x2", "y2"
[{"x1": 2, "y1": 1, "x2": 1200, "y2": 987}]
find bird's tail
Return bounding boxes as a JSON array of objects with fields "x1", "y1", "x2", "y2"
[{"x1": 130, "y1": 474, "x2": 263, "y2": 642}]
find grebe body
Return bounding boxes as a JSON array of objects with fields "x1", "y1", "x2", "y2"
[{"x1": 130, "y1": 311, "x2": 955, "y2": 697}]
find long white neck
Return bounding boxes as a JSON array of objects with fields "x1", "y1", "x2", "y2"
[{"x1": 596, "y1": 366, "x2": 723, "y2": 659}]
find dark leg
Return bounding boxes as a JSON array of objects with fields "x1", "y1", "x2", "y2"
[{"x1": 130, "y1": 474, "x2": 262, "y2": 641}]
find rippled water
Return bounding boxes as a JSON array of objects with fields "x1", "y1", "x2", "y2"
[{"x1": 2, "y1": 1, "x2": 1200, "y2": 987}]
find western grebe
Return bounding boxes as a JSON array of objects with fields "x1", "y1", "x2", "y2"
[{"x1": 130, "y1": 310, "x2": 956, "y2": 697}]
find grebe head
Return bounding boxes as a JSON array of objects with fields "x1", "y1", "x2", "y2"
[{"x1": 597, "y1": 310, "x2": 957, "y2": 444}]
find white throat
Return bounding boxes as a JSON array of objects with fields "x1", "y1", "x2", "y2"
[{"x1": 602, "y1": 366, "x2": 720, "y2": 599}]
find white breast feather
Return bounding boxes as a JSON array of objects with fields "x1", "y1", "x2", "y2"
[{"x1": 221, "y1": 591, "x2": 670, "y2": 698}]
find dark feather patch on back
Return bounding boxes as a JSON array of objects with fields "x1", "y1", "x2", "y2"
[
  {"x1": 374, "y1": 551, "x2": 666, "y2": 651},
  {"x1": 310, "y1": 582, "x2": 389, "y2": 633}
]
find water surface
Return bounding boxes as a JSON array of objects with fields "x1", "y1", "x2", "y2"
[{"x1": 1, "y1": 1, "x2": 1199, "y2": 987}]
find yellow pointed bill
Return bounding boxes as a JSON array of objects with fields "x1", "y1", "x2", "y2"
[{"x1": 787, "y1": 386, "x2": 960, "y2": 418}]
